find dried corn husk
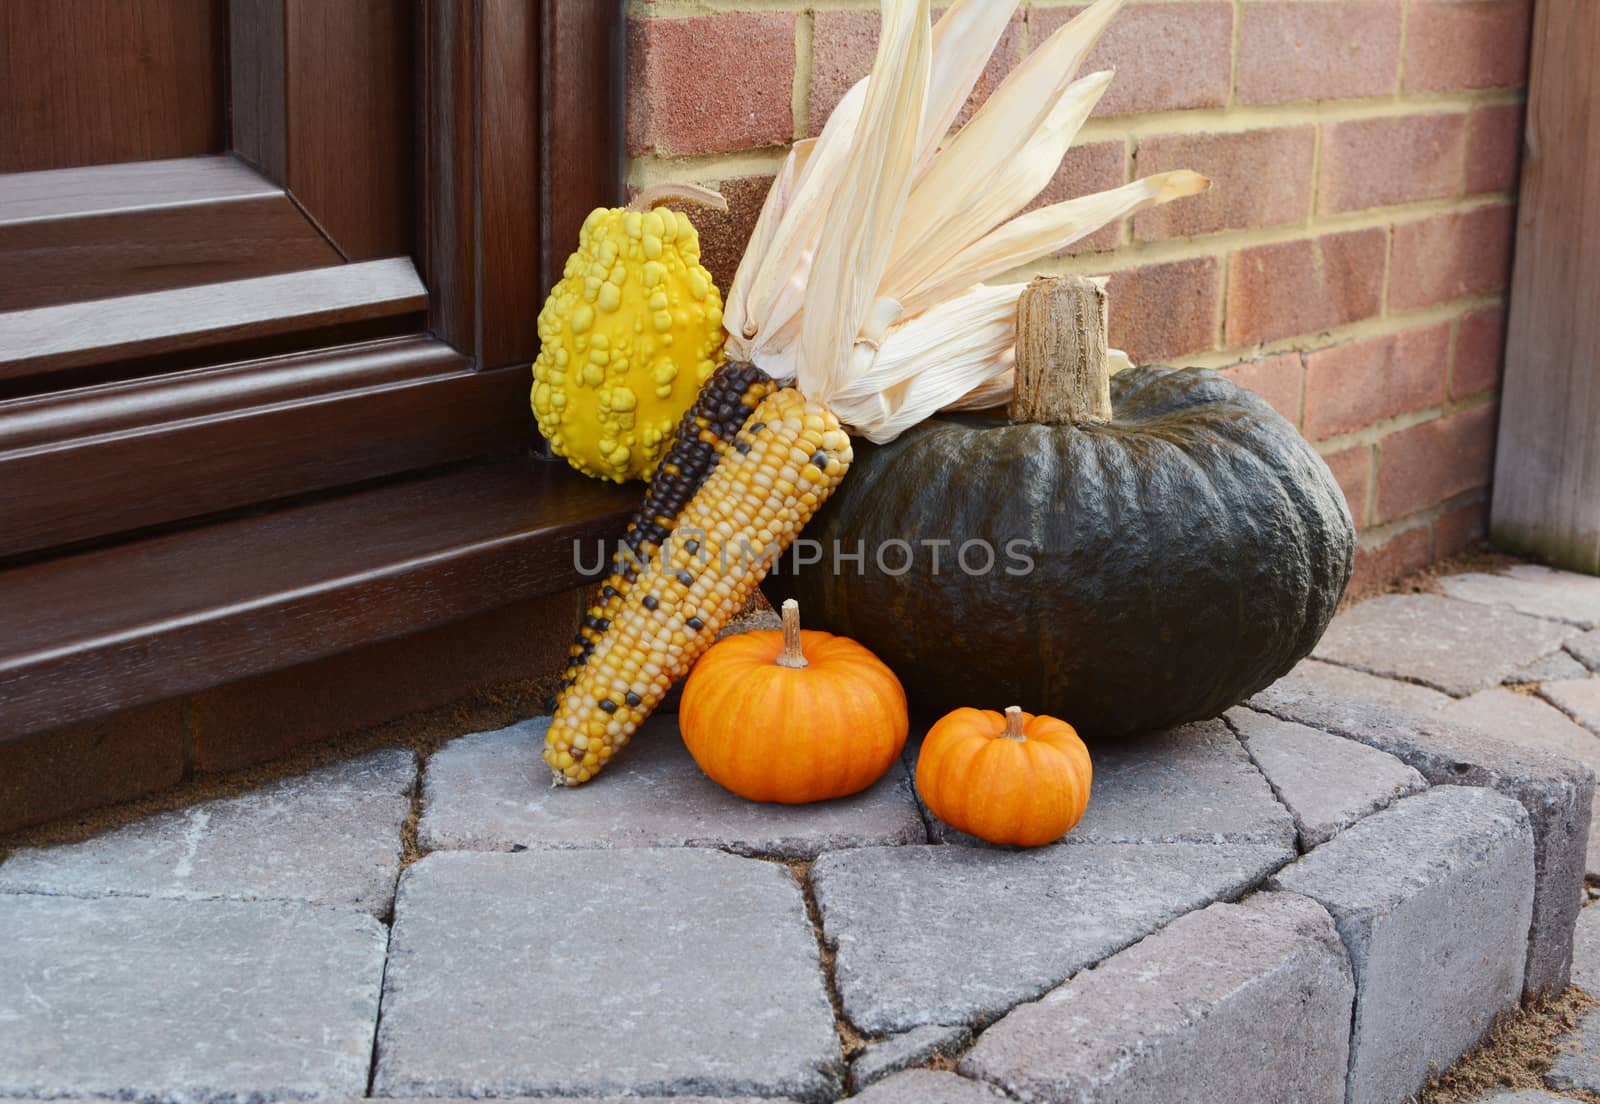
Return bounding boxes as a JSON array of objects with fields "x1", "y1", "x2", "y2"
[{"x1": 720, "y1": 0, "x2": 1209, "y2": 442}]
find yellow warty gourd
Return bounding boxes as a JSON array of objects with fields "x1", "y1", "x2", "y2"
[{"x1": 531, "y1": 185, "x2": 729, "y2": 482}]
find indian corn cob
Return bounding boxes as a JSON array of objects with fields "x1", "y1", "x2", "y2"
[
  {"x1": 544, "y1": 0, "x2": 1206, "y2": 784},
  {"x1": 557, "y1": 361, "x2": 775, "y2": 698},
  {"x1": 544, "y1": 376, "x2": 850, "y2": 784}
]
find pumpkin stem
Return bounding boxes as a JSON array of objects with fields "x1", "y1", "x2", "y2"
[
  {"x1": 775, "y1": 598, "x2": 809, "y2": 669},
  {"x1": 1002, "y1": 706, "x2": 1027, "y2": 741},
  {"x1": 1009, "y1": 274, "x2": 1113, "y2": 426},
  {"x1": 627, "y1": 183, "x2": 729, "y2": 213}
]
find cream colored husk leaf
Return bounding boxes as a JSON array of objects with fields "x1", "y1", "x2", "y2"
[{"x1": 720, "y1": 0, "x2": 1209, "y2": 443}]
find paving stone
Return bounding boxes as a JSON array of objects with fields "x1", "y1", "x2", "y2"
[
  {"x1": 1441, "y1": 688, "x2": 1600, "y2": 878},
  {"x1": 1547, "y1": 1006, "x2": 1600, "y2": 1094},
  {"x1": 0, "y1": 748, "x2": 413, "y2": 916},
  {"x1": 1570, "y1": 629, "x2": 1600, "y2": 673},
  {"x1": 1269, "y1": 787, "x2": 1535, "y2": 1104},
  {"x1": 1573, "y1": 905, "x2": 1600, "y2": 997},
  {"x1": 419, "y1": 715, "x2": 924, "y2": 858},
  {"x1": 0, "y1": 894, "x2": 386, "y2": 1101},
  {"x1": 1507, "y1": 650, "x2": 1593, "y2": 685},
  {"x1": 1313, "y1": 593, "x2": 1578, "y2": 696},
  {"x1": 1475, "y1": 1093, "x2": 1577, "y2": 1103},
  {"x1": 850, "y1": 1070, "x2": 1009, "y2": 1104},
  {"x1": 1227, "y1": 707, "x2": 1426, "y2": 848},
  {"x1": 373, "y1": 849, "x2": 842, "y2": 1100},
  {"x1": 1439, "y1": 565, "x2": 1600, "y2": 629},
  {"x1": 850, "y1": 1025, "x2": 972, "y2": 1092},
  {"x1": 1272, "y1": 656, "x2": 1453, "y2": 712},
  {"x1": 960, "y1": 892, "x2": 1353, "y2": 1104},
  {"x1": 1245, "y1": 686, "x2": 1592, "y2": 995},
  {"x1": 810, "y1": 840, "x2": 1293, "y2": 1035},
  {"x1": 1542, "y1": 679, "x2": 1600, "y2": 734}
]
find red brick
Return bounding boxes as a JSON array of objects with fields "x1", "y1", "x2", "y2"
[
  {"x1": 1317, "y1": 114, "x2": 1468, "y2": 214},
  {"x1": 1236, "y1": 1, "x2": 1402, "y2": 105},
  {"x1": 627, "y1": 14, "x2": 796, "y2": 156},
  {"x1": 1133, "y1": 127, "x2": 1315, "y2": 241},
  {"x1": 1105, "y1": 257, "x2": 1222, "y2": 363},
  {"x1": 1221, "y1": 353, "x2": 1304, "y2": 424},
  {"x1": 1225, "y1": 228, "x2": 1388, "y2": 348},
  {"x1": 652, "y1": 174, "x2": 774, "y2": 293},
  {"x1": 192, "y1": 591, "x2": 580, "y2": 773},
  {"x1": 1404, "y1": 0, "x2": 1531, "y2": 93},
  {"x1": 1375, "y1": 404, "x2": 1499, "y2": 522},
  {"x1": 1030, "y1": 2, "x2": 1233, "y2": 116},
  {"x1": 1320, "y1": 444, "x2": 1374, "y2": 528},
  {"x1": 1028, "y1": 141, "x2": 1126, "y2": 254},
  {"x1": 0, "y1": 699, "x2": 186, "y2": 835},
  {"x1": 1466, "y1": 103, "x2": 1524, "y2": 193},
  {"x1": 1451, "y1": 304, "x2": 1507, "y2": 398},
  {"x1": 1388, "y1": 203, "x2": 1515, "y2": 312},
  {"x1": 1350, "y1": 523, "x2": 1433, "y2": 596},
  {"x1": 1302, "y1": 324, "x2": 1450, "y2": 440},
  {"x1": 808, "y1": 8, "x2": 1022, "y2": 137},
  {"x1": 1435, "y1": 499, "x2": 1490, "y2": 558}
]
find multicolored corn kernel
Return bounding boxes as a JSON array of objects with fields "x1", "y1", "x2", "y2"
[
  {"x1": 557, "y1": 361, "x2": 778, "y2": 697},
  {"x1": 544, "y1": 381, "x2": 853, "y2": 786}
]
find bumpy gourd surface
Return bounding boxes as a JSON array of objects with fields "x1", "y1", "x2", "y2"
[{"x1": 532, "y1": 205, "x2": 726, "y2": 482}]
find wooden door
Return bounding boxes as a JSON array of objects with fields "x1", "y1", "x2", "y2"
[{"x1": 0, "y1": 1, "x2": 636, "y2": 739}]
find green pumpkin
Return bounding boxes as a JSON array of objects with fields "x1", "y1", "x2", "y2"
[{"x1": 763, "y1": 363, "x2": 1354, "y2": 739}]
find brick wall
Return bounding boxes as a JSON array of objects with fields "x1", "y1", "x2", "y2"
[{"x1": 626, "y1": 0, "x2": 1530, "y2": 596}]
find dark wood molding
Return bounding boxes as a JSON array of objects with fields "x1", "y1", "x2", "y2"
[
  {"x1": 0, "y1": 456, "x2": 635, "y2": 739},
  {"x1": 0, "y1": 258, "x2": 426, "y2": 383},
  {"x1": 0, "y1": 0, "x2": 224, "y2": 174},
  {"x1": 0, "y1": 336, "x2": 536, "y2": 557},
  {"x1": 0, "y1": 155, "x2": 341, "y2": 310},
  {"x1": 227, "y1": 0, "x2": 414, "y2": 260},
  {"x1": 420, "y1": 0, "x2": 622, "y2": 369}
]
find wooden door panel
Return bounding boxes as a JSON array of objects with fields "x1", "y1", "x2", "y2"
[
  {"x1": 0, "y1": 156, "x2": 341, "y2": 310},
  {"x1": 229, "y1": 0, "x2": 414, "y2": 260},
  {"x1": 0, "y1": 257, "x2": 425, "y2": 385},
  {"x1": 0, "y1": 0, "x2": 222, "y2": 173},
  {"x1": 0, "y1": 338, "x2": 533, "y2": 558}
]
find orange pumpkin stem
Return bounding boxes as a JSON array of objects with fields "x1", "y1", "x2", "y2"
[
  {"x1": 1002, "y1": 705, "x2": 1027, "y2": 741},
  {"x1": 775, "y1": 598, "x2": 809, "y2": 669}
]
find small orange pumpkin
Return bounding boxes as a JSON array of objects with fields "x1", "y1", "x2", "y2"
[
  {"x1": 915, "y1": 705, "x2": 1092, "y2": 847},
  {"x1": 680, "y1": 599, "x2": 908, "y2": 803}
]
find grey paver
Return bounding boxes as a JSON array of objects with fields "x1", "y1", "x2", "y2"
[
  {"x1": 1541, "y1": 678, "x2": 1600, "y2": 733},
  {"x1": 373, "y1": 848, "x2": 841, "y2": 1101},
  {"x1": 1227, "y1": 707, "x2": 1426, "y2": 848},
  {"x1": 1313, "y1": 593, "x2": 1578, "y2": 696},
  {"x1": 850, "y1": 1025, "x2": 971, "y2": 1092},
  {"x1": 0, "y1": 894, "x2": 386, "y2": 1102},
  {"x1": 1507, "y1": 650, "x2": 1593, "y2": 685},
  {"x1": 1442, "y1": 688, "x2": 1600, "y2": 877},
  {"x1": 1547, "y1": 1006, "x2": 1600, "y2": 1094},
  {"x1": 1573, "y1": 905, "x2": 1600, "y2": 997},
  {"x1": 1269, "y1": 786, "x2": 1535, "y2": 1104},
  {"x1": 1272, "y1": 656, "x2": 1453, "y2": 712},
  {"x1": 810, "y1": 840, "x2": 1293, "y2": 1035},
  {"x1": 419, "y1": 715, "x2": 925, "y2": 858},
  {"x1": 1439, "y1": 565, "x2": 1600, "y2": 629},
  {"x1": 0, "y1": 748, "x2": 413, "y2": 916},
  {"x1": 1476, "y1": 1093, "x2": 1579, "y2": 1103},
  {"x1": 925, "y1": 719, "x2": 1295, "y2": 849},
  {"x1": 1566, "y1": 629, "x2": 1600, "y2": 673},
  {"x1": 960, "y1": 892, "x2": 1353, "y2": 1104},
  {"x1": 1245, "y1": 686, "x2": 1592, "y2": 995},
  {"x1": 850, "y1": 1070, "x2": 1008, "y2": 1104}
]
